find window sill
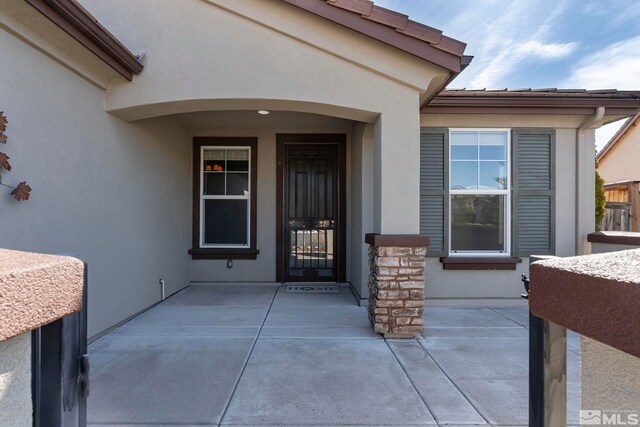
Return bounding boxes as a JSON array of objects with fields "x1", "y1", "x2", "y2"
[
  {"x1": 189, "y1": 248, "x2": 259, "y2": 260},
  {"x1": 440, "y1": 256, "x2": 522, "y2": 270}
]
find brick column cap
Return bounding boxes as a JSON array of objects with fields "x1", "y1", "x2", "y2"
[{"x1": 365, "y1": 233, "x2": 430, "y2": 248}]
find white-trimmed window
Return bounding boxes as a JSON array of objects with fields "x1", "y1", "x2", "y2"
[
  {"x1": 190, "y1": 137, "x2": 258, "y2": 259},
  {"x1": 449, "y1": 129, "x2": 510, "y2": 255}
]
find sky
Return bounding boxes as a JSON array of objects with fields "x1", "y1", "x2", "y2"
[{"x1": 374, "y1": 0, "x2": 640, "y2": 151}]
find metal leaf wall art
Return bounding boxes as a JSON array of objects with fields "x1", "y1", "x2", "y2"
[{"x1": 0, "y1": 111, "x2": 32, "y2": 201}]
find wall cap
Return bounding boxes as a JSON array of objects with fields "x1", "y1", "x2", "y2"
[
  {"x1": 365, "y1": 233, "x2": 430, "y2": 247},
  {"x1": 587, "y1": 231, "x2": 640, "y2": 246},
  {"x1": 0, "y1": 249, "x2": 84, "y2": 341},
  {"x1": 529, "y1": 249, "x2": 640, "y2": 358}
]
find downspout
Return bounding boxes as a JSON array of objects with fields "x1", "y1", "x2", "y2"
[{"x1": 575, "y1": 106, "x2": 605, "y2": 255}]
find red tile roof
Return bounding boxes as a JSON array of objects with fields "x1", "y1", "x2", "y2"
[
  {"x1": 282, "y1": 0, "x2": 471, "y2": 73},
  {"x1": 325, "y1": 0, "x2": 465, "y2": 56}
]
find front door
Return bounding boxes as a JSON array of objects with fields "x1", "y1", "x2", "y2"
[{"x1": 277, "y1": 135, "x2": 346, "y2": 282}]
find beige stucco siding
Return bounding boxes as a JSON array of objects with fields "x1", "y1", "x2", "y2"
[
  {"x1": 0, "y1": 26, "x2": 191, "y2": 337},
  {"x1": 420, "y1": 115, "x2": 592, "y2": 300},
  {"x1": 598, "y1": 120, "x2": 640, "y2": 183},
  {"x1": 80, "y1": 0, "x2": 448, "y2": 122}
]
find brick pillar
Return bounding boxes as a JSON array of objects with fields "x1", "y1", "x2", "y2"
[{"x1": 365, "y1": 233, "x2": 429, "y2": 338}]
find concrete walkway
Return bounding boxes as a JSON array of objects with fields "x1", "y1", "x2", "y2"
[{"x1": 88, "y1": 284, "x2": 581, "y2": 426}]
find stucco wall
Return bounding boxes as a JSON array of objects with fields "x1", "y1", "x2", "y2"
[
  {"x1": 420, "y1": 115, "x2": 590, "y2": 300},
  {"x1": 582, "y1": 336, "x2": 640, "y2": 411},
  {"x1": 0, "y1": 333, "x2": 31, "y2": 427},
  {"x1": 591, "y1": 242, "x2": 640, "y2": 254},
  {"x1": 350, "y1": 123, "x2": 375, "y2": 301},
  {"x1": 598, "y1": 120, "x2": 640, "y2": 183},
  {"x1": 0, "y1": 26, "x2": 191, "y2": 337},
  {"x1": 80, "y1": 0, "x2": 433, "y2": 236}
]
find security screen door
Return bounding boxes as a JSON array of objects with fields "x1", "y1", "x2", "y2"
[{"x1": 281, "y1": 138, "x2": 344, "y2": 282}]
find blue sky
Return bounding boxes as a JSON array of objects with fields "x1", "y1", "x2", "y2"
[{"x1": 374, "y1": 0, "x2": 640, "y2": 149}]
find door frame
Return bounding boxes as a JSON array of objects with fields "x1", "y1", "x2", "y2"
[{"x1": 276, "y1": 134, "x2": 347, "y2": 283}]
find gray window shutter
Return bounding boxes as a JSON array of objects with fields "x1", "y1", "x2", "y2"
[
  {"x1": 512, "y1": 129, "x2": 556, "y2": 256},
  {"x1": 420, "y1": 128, "x2": 449, "y2": 256}
]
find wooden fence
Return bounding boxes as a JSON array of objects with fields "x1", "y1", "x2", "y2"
[
  {"x1": 600, "y1": 202, "x2": 632, "y2": 231},
  {"x1": 602, "y1": 181, "x2": 639, "y2": 232}
]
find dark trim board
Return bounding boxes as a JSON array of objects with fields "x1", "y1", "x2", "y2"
[
  {"x1": 587, "y1": 231, "x2": 640, "y2": 246},
  {"x1": 440, "y1": 256, "x2": 522, "y2": 270},
  {"x1": 276, "y1": 134, "x2": 347, "y2": 283},
  {"x1": 190, "y1": 137, "x2": 258, "y2": 260}
]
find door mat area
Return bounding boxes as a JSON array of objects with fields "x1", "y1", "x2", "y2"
[{"x1": 285, "y1": 285, "x2": 339, "y2": 293}]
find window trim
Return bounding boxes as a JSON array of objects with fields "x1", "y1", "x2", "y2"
[
  {"x1": 448, "y1": 128, "x2": 511, "y2": 257},
  {"x1": 190, "y1": 137, "x2": 258, "y2": 260}
]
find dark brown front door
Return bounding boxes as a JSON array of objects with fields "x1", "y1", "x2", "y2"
[{"x1": 277, "y1": 135, "x2": 346, "y2": 282}]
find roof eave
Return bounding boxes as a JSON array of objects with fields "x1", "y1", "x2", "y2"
[
  {"x1": 25, "y1": 0, "x2": 143, "y2": 81},
  {"x1": 282, "y1": 0, "x2": 469, "y2": 74},
  {"x1": 422, "y1": 94, "x2": 640, "y2": 117}
]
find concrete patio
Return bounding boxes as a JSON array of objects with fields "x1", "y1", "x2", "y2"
[{"x1": 88, "y1": 284, "x2": 581, "y2": 426}]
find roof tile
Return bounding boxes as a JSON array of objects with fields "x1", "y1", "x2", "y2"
[
  {"x1": 363, "y1": 5, "x2": 409, "y2": 30},
  {"x1": 326, "y1": 0, "x2": 374, "y2": 16},
  {"x1": 399, "y1": 20, "x2": 442, "y2": 44},
  {"x1": 431, "y1": 34, "x2": 467, "y2": 56}
]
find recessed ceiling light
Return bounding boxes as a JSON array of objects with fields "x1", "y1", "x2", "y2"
[{"x1": 257, "y1": 110, "x2": 270, "y2": 115}]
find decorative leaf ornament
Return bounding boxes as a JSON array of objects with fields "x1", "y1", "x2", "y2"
[
  {"x1": 11, "y1": 181, "x2": 32, "y2": 201},
  {"x1": 0, "y1": 111, "x2": 7, "y2": 133},
  {"x1": 0, "y1": 153, "x2": 11, "y2": 171},
  {"x1": 0, "y1": 111, "x2": 31, "y2": 202}
]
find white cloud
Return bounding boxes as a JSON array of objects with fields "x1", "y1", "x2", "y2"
[
  {"x1": 454, "y1": 0, "x2": 576, "y2": 88},
  {"x1": 562, "y1": 35, "x2": 640, "y2": 89},
  {"x1": 562, "y1": 36, "x2": 640, "y2": 152},
  {"x1": 516, "y1": 41, "x2": 578, "y2": 60}
]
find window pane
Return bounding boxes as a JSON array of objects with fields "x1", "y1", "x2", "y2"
[
  {"x1": 203, "y1": 149, "x2": 225, "y2": 160},
  {"x1": 479, "y1": 145, "x2": 506, "y2": 160},
  {"x1": 451, "y1": 195, "x2": 505, "y2": 252},
  {"x1": 204, "y1": 199, "x2": 248, "y2": 245},
  {"x1": 451, "y1": 145, "x2": 478, "y2": 160},
  {"x1": 204, "y1": 160, "x2": 225, "y2": 172},
  {"x1": 479, "y1": 131, "x2": 507, "y2": 146},
  {"x1": 227, "y1": 149, "x2": 249, "y2": 171},
  {"x1": 204, "y1": 173, "x2": 225, "y2": 195},
  {"x1": 451, "y1": 131, "x2": 478, "y2": 145},
  {"x1": 227, "y1": 173, "x2": 249, "y2": 195},
  {"x1": 479, "y1": 161, "x2": 507, "y2": 189},
  {"x1": 451, "y1": 131, "x2": 478, "y2": 160},
  {"x1": 204, "y1": 149, "x2": 225, "y2": 172},
  {"x1": 451, "y1": 161, "x2": 478, "y2": 190}
]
